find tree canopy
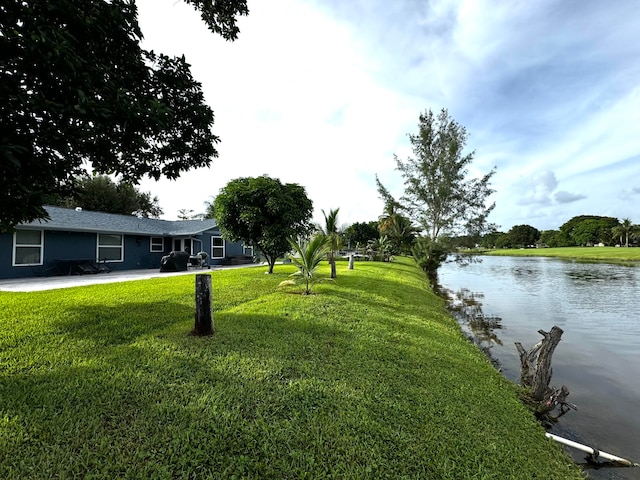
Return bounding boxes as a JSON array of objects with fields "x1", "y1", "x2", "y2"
[
  {"x1": 559, "y1": 215, "x2": 619, "y2": 246},
  {"x1": 47, "y1": 175, "x2": 162, "y2": 218},
  {"x1": 507, "y1": 224, "x2": 540, "y2": 248},
  {"x1": 378, "y1": 108, "x2": 496, "y2": 275},
  {"x1": 209, "y1": 176, "x2": 314, "y2": 274},
  {"x1": 538, "y1": 230, "x2": 570, "y2": 248},
  {"x1": 0, "y1": 0, "x2": 248, "y2": 232},
  {"x1": 343, "y1": 222, "x2": 379, "y2": 249}
]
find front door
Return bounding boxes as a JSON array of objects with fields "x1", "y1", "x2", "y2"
[
  {"x1": 172, "y1": 238, "x2": 202, "y2": 255},
  {"x1": 173, "y1": 238, "x2": 192, "y2": 254}
]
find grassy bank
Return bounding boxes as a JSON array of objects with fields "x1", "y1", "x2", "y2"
[
  {"x1": 485, "y1": 246, "x2": 640, "y2": 263},
  {"x1": 0, "y1": 259, "x2": 583, "y2": 479}
]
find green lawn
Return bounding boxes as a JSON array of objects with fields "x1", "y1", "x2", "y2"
[
  {"x1": 485, "y1": 246, "x2": 640, "y2": 263},
  {"x1": 0, "y1": 259, "x2": 583, "y2": 479}
]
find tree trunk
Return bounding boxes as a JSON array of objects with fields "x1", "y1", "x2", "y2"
[
  {"x1": 266, "y1": 255, "x2": 275, "y2": 274},
  {"x1": 330, "y1": 258, "x2": 337, "y2": 278},
  {"x1": 193, "y1": 274, "x2": 214, "y2": 336},
  {"x1": 348, "y1": 254, "x2": 354, "y2": 270},
  {"x1": 515, "y1": 326, "x2": 563, "y2": 401}
]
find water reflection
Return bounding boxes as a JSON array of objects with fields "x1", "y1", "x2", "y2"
[
  {"x1": 433, "y1": 281, "x2": 504, "y2": 364},
  {"x1": 564, "y1": 267, "x2": 636, "y2": 284}
]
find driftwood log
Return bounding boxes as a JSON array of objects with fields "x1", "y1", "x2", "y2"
[
  {"x1": 515, "y1": 326, "x2": 576, "y2": 420},
  {"x1": 515, "y1": 326, "x2": 563, "y2": 400}
]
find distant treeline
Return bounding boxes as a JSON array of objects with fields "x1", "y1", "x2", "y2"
[{"x1": 473, "y1": 215, "x2": 639, "y2": 249}]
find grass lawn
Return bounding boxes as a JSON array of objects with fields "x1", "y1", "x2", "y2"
[
  {"x1": 484, "y1": 246, "x2": 640, "y2": 263},
  {"x1": 0, "y1": 258, "x2": 583, "y2": 479}
]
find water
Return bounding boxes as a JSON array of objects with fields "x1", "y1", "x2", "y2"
[{"x1": 437, "y1": 256, "x2": 640, "y2": 479}]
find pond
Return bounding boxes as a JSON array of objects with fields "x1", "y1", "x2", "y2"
[{"x1": 436, "y1": 255, "x2": 640, "y2": 480}]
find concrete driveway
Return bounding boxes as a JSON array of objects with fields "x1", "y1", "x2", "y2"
[{"x1": 0, "y1": 264, "x2": 259, "y2": 292}]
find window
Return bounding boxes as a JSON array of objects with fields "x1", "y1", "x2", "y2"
[
  {"x1": 13, "y1": 230, "x2": 43, "y2": 266},
  {"x1": 150, "y1": 237, "x2": 164, "y2": 253},
  {"x1": 97, "y1": 234, "x2": 123, "y2": 262},
  {"x1": 211, "y1": 236, "x2": 225, "y2": 259},
  {"x1": 243, "y1": 243, "x2": 253, "y2": 256}
]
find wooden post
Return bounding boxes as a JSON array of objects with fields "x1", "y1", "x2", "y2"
[
  {"x1": 194, "y1": 274, "x2": 214, "y2": 336},
  {"x1": 348, "y1": 254, "x2": 354, "y2": 270}
]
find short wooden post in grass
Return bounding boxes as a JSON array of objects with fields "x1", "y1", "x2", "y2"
[
  {"x1": 348, "y1": 254, "x2": 354, "y2": 270},
  {"x1": 194, "y1": 274, "x2": 214, "y2": 336}
]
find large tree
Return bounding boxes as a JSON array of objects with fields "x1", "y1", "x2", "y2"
[
  {"x1": 0, "y1": 0, "x2": 248, "y2": 232},
  {"x1": 209, "y1": 176, "x2": 314, "y2": 274},
  {"x1": 538, "y1": 229, "x2": 570, "y2": 248},
  {"x1": 378, "y1": 108, "x2": 496, "y2": 276},
  {"x1": 48, "y1": 174, "x2": 163, "y2": 218},
  {"x1": 559, "y1": 215, "x2": 619, "y2": 246},
  {"x1": 343, "y1": 221, "x2": 379, "y2": 250},
  {"x1": 508, "y1": 224, "x2": 540, "y2": 248}
]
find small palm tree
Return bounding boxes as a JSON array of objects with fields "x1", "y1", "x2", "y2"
[
  {"x1": 279, "y1": 235, "x2": 330, "y2": 295},
  {"x1": 321, "y1": 208, "x2": 341, "y2": 278},
  {"x1": 367, "y1": 235, "x2": 391, "y2": 261}
]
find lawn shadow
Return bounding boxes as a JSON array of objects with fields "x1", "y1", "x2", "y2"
[{"x1": 54, "y1": 300, "x2": 192, "y2": 348}]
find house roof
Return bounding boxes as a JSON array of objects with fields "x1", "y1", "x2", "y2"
[{"x1": 19, "y1": 206, "x2": 218, "y2": 236}]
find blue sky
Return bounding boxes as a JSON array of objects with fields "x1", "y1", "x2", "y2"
[{"x1": 137, "y1": 0, "x2": 640, "y2": 232}]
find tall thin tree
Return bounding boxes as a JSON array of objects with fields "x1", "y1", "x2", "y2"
[{"x1": 378, "y1": 108, "x2": 496, "y2": 276}]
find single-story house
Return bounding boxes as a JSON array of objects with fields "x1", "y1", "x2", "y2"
[{"x1": 0, "y1": 206, "x2": 253, "y2": 279}]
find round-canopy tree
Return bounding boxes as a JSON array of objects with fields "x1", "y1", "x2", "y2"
[
  {"x1": 559, "y1": 215, "x2": 619, "y2": 246},
  {"x1": 208, "y1": 176, "x2": 314, "y2": 274},
  {"x1": 343, "y1": 221, "x2": 379, "y2": 250},
  {"x1": 508, "y1": 224, "x2": 541, "y2": 248}
]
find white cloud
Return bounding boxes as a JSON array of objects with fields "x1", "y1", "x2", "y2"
[
  {"x1": 515, "y1": 170, "x2": 558, "y2": 206},
  {"x1": 134, "y1": 0, "x2": 640, "y2": 231}
]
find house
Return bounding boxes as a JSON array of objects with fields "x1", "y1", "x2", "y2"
[{"x1": 0, "y1": 206, "x2": 253, "y2": 279}]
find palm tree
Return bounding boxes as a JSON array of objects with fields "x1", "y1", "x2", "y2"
[
  {"x1": 321, "y1": 208, "x2": 341, "y2": 278},
  {"x1": 380, "y1": 212, "x2": 417, "y2": 254},
  {"x1": 367, "y1": 235, "x2": 391, "y2": 262},
  {"x1": 612, "y1": 218, "x2": 638, "y2": 247},
  {"x1": 377, "y1": 196, "x2": 416, "y2": 255},
  {"x1": 279, "y1": 235, "x2": 330, "y2": 295}
]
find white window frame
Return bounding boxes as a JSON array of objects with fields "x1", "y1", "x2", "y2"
[
  {"x1": 243, "y1": 243, "x2": 254, "y2": 257},
  {"x1": 150, "y1": 237, "x2": 164, "y2": 253},
  {"x1": 12, "y1": 229, "x2": 44, "y2": 266},
  {"x1": 211, "y1": 236, "x2": 225, "y2": 259},
  {"x1": 97, "y1": 234, "x2": 124, "y2": 263}
]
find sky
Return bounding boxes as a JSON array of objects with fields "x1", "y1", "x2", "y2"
[{"x1": 136, "y1": 0, "x2": 640, "y2": 232}]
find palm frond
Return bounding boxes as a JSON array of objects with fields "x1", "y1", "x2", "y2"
[{"x1": 280, "y1": 235, "x2": 331, "y2": 294}]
